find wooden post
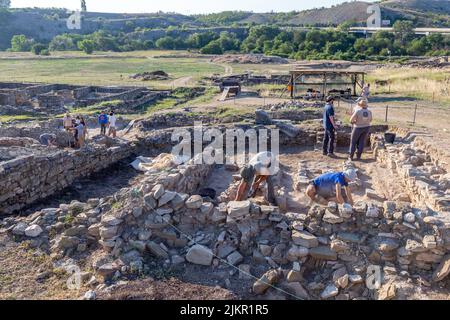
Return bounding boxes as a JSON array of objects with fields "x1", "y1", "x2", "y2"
[
  {"x1": 290, "y1": 74, "x2": 294, "y2": 99},
  {"x1": 385, "y1": 105, "x2": 389, "y2": 122},
  {"x1": 432, "y1": 92, "x2": 435, "y2": 103},
  {"x1": 413, "y1": 104, "x2": 418, "y2": 125}
]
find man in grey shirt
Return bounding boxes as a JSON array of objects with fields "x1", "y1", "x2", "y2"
[{"x1": 348, "y1": 99, "x2": 372, "y2": 161}]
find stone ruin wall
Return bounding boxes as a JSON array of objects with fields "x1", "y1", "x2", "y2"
[
  {"x1": 371, "y1": 134, "x2": 449, "y2": 213},
  {"x1": 0, "y1": 143, "x2": 136, "y2": 215},
  {"x1": 0, "y1": 121, "x2": 388, "y2": 217}
]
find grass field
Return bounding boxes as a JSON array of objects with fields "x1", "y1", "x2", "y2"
[
  {"x1": 367, "y1": 68, "x2": 450, "y2": 106},
  {"x1": 0, "y1": 51, "x2": 224, "y2": 87}
]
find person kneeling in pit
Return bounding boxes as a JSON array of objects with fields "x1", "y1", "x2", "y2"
[
  {"x1": 305, "y1": 169, "x2": 357, "y2": 205},
  {"x1": 235, "y1": 151, "x2": 278, "y2": 206}
]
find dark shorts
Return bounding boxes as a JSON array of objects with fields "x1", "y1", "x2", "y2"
[
  {"x1": 310, "y1": 180, "x2": 337, "y2": 199},
  {"x1": 240, "y1": 165, "x2": 256, "y2": 184}
]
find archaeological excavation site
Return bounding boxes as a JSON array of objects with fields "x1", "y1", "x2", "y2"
[{"x1": 0, "y1": 75, "x2": 449, "y2": 302}]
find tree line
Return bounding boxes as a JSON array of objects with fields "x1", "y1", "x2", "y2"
[{"x1": 8, "y1": 21, "x2": 450, "y2": 60}]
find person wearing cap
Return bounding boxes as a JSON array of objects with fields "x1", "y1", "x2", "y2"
[
  {"x1": 322, "y1": 96, "x2": 338, "y2": 157},
  {"x1": 361, "y1": 83, "x2": 370, "y2": 99},
  {"x1": 349, "y1": 98, "x2": 372, "y2": 161},
  {"x1": 235, "y1": 151, "x2": 278, "y2": 205},
  {"x1": 305, "y1": 169, "x2": 357, "y2": 205}
]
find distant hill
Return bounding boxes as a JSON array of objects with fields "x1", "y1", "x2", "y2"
[{"x1": 0, "y1": 1, "x2": 449, "y2": 50}]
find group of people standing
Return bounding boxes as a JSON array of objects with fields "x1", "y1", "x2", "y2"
[
  {"x1": 322, "y1": 84, "x2": 373, "y2": 162},
  {"x1": 98, "y1": 110, "x2": 118, "y2": 138},
  {"x1": 39, "y1": 110, "x2": 118, "y2": 149},
  {"x1": 63, "y1": 113, "x2": 88, "y2": 148}
]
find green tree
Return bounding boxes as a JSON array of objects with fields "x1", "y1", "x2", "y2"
[
  {"x1": 155, "y1": 36, "x2": 176, "y2": 49},
  {"x1": 49, "y1": 34, "x2": 77, "y2": 51},
  {"x1": 81, "y1": 0, "x2": 87, "y2": 12},
  {"x1": 393, "y1": 20, "x2": 414, "y2": 45},
  {"x1": 200, "y1": 41, "x2": 223, "y2": 54},
  {"x1": 10, "y1": 35, "x2": 34, "y2": 52},
  {"x1": 77, "y1": 39, "x2": 95, "y2": 54},
  {"x1": 31, "y1": 43, "x2": 48, "y2": 55}
]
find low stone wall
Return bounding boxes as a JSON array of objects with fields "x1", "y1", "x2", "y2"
[
  {"x1": 371, "y1": 134, "x2": 449, "y2": 213},
  {"x1": 0, "y1": 142, "x2": 135, "y2": 215}
]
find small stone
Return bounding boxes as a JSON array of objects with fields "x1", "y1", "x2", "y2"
[
  {"x1": 432, "y1": 254, "x2": 450, "y2": 282},
  {"x1": 377, "y1": 281, "x2": 396, "y2": 300},
  {"x1": 323, "y1": 210, "x2": 344, "y2": 224},
  {"x1": 339, "y1": 203, "x2": 353, "y2": 218},
  {"x1": 185, "y1": 195, "x2": 203, "y2": 209},
  {"x1": 287, "y1": 270, "x2": 302, "y2": 282},
  {"x1": 309, "y1": 246, "x2": 337, "y2": 260},
  {"x1": 327, "y1": 201, "x2": 338, "y2": 213},
  {"x1": 376, "y1": 238, "x2": 400, "y2": 252},
  {"x1": 259, "y1": 244, "x2": 272, "y2": 256},
  {"x1": 132, "y1": 207, "x2": 143, "y2": 218},
  {"x1": 423, "y1": 235, "x2": 437, "y2": 249},
  {"x1": 227, "y1": 201, "x2": 251, "y2": 218},
  {"x1": 403, "y1": 212, "x2": 415, "y2": 223},
  {"x1": 12, "y1": 222, "x2": 27, "y2": 235},
  {"x1": 349, "y1": 274, "x2": 363, "y2": 284},
  {"x1": 171, "y1": 255, "x2": 185, "y2": 265},
  {"x1": 366, "y1": 205, "x2": 380, "y2": 218},
  {"x1": 97, "y1": 263, "x2": 117, "y2": 278},
  {"x1": 24, "y1": 224, "x2": 43, "y2": 237},
  {"x1": 321, "y1": 284, "x2": 339, "y2": 299},
  {"x1": 158, "y1": 191, "x2": 177, "y2": 206},
  {"x1": 152, "y1": 184, "x2": 165, "y2": 199},
  {"x1": 253, "y1": 269, "x2": 282, "y2": 295},
  {"x1": 227, "y1": 251, "x2": 244, "y2": 266},
  {"x1": 186, "y1": 244, "x2": 213, "y2": 266},
  {"x1": 284, "y1": 282, "x2": 309, "y2": 300},
  {"x1": 291, "y1": 230, "x2": 318, "y2": 248},
  {"x1": 84, "y1": 290, "x2": 96, "y2": 300},
  {"x1": 146, "y1": 241, "x2": 169, "y2": 259}
]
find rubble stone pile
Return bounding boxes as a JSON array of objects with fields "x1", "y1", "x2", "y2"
[{"x1": 1, "y1": 139, "x2": 449, "y2": 300}]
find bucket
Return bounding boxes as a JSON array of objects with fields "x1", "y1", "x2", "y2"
[{"x1": 384, "y1": 132, "x2": 396, "y2": 144}]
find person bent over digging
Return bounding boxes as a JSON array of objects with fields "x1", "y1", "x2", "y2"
[
  {"x1": 306, "y1": 169, "x2": 357, "y2": 205},
  {"x1": 235, "y1": 151, "x2": 278, "y2": 206}
]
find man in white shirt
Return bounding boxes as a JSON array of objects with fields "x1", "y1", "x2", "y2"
[
  {"x1": 235, "y1": 151, "x2": 278, "y2": 205},
  {"x1": 108, "y1": 111, "x2": 117, "y2": 138}
]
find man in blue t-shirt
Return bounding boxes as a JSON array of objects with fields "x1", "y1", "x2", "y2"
[
  {"x1": 305, "y1": 169, "x2": 357, "y2": 205},
  {"x1": 323, "y1": 96, "x2": 338, "y2": 157},
  {"x1": 98, "y1": 111, "x2": 109, "y2": 135}
]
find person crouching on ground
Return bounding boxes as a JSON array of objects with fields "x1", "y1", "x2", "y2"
[
  {"x1": 349, "y1": 98, "x2": 372, "y2": 161},
  {"x1": 235, "y1": 151, "x2": 278, "y2": 206},
  {"x1": 39, "y1": 133, "x2": 57, "y2": 147},
  {"x1": 306, "y1": 169, "x2": 357, "y2": 205},
  {"x1": 322, "y1": 96, "x2": 338, "y2": 158},
  {"x1": 108, "y1": 111, "x2": 117, "y2": 138},
  {"x1": 98, "y1": 111, "x2": 108, "y2": 135}
]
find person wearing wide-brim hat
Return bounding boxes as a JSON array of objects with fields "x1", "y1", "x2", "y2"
[{"x1": 348, "y1": 98, "x2": 372, "y2": 161}]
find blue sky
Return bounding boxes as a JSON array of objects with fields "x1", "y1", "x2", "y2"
[{"x1": 11, "y1": 0, "x2": 377, "y2": 14}]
